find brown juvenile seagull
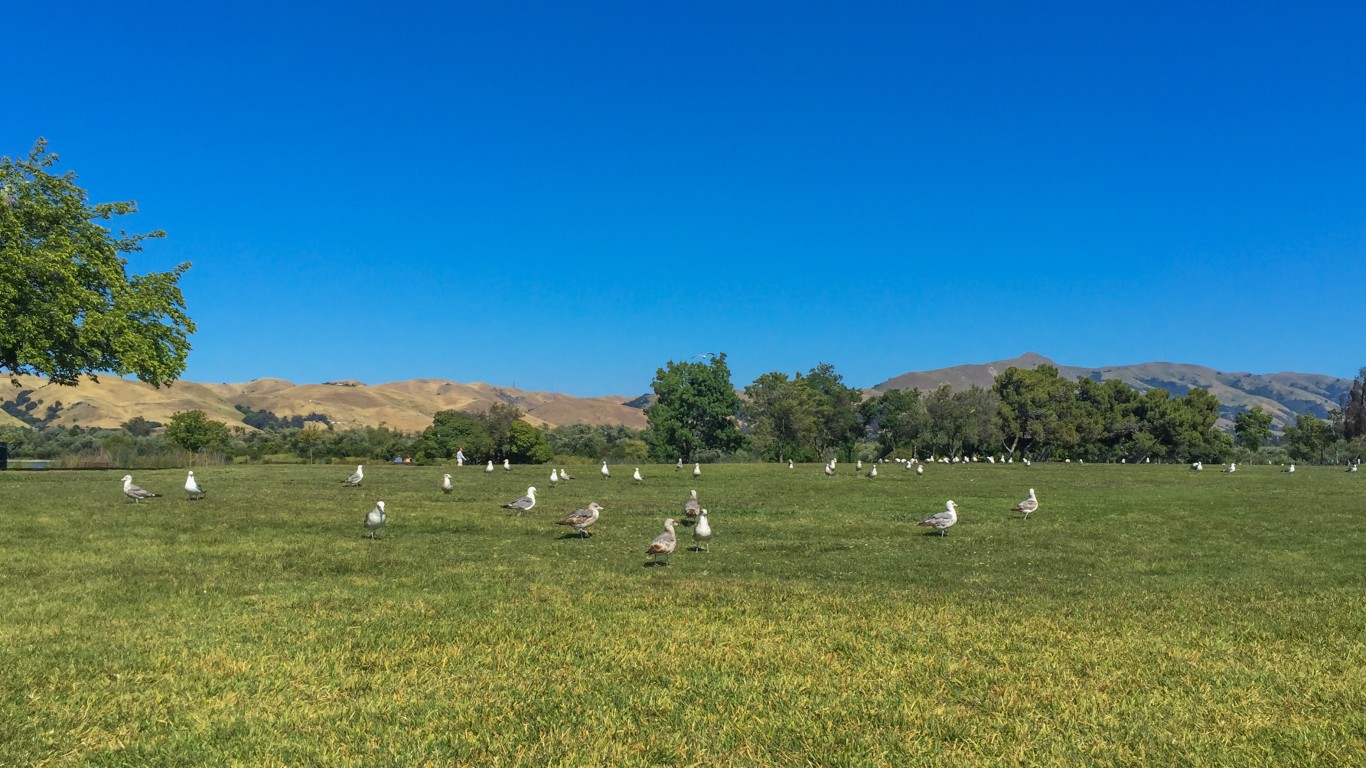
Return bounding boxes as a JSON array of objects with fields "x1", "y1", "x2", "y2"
[
  {"x1": 556, "y1": 502, "x2": 603, "y2": 539},
  {"x1": 646, "y1": 518, "x2": 677, "y2": 564}
]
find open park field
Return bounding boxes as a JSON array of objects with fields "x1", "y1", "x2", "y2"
[{"x1": 2, "y1": 461, "x2": 1363, "y2": 766}]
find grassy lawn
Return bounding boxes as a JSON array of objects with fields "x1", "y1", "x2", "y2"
[{"x1": 2, "y1": 461, "x2": 1363, "y2": 766}]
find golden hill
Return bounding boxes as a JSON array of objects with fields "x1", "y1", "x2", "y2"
[{"x1": 1, "y1": 375, "x2": 648, "y2": 432}]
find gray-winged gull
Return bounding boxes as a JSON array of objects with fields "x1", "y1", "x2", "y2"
[
  {"x1": 556, "y1": 502, "x2": 603, "y2": 538},
  {"x1": 918, "y1": 501, "x2": 958, "y2": 536}
]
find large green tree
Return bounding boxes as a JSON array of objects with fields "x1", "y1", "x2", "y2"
[
  {"x1": 165, "y1": 410, "x2": 229, "y2": 461},
  {"x1": 802, "y1": 362, "x2": 864, "y2": 461},
  {"x1": 1, "y1": 140, "x2": 194, "y2": 387},
  {"x1": 645, "y1": 353, "x2": 743, "y2": 461},
  {"x1": 1234, "y1": 407, "x2": 1274, "y2": 456},
  {"x1": 859, "y1": 388, "x2": 929, "y2": 459},
  {"x1": 744, "y1": 371, "x2": 826, "y2": 462}
]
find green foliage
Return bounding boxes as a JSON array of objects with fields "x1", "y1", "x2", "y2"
[
  {"x1": 506, "y1": 421, "x2": 553, "y2": 464},
  {"x1": 164, "y1": 410, "x2": 230, "y2": 456},
  {"x1": 744, "y1": 371, "x2": 827, "y2": 462},
  {"x1": 1284, "y1": 413, "x2": 1335, "y2": 463},
  {"x1": 0, "y1": 139, "x2": 194, "y2": 387},
  {"x1": 120, "y1": 415, "x2": 158, "y2": 437},
  {"x1": 1344, "y1": 367, "x2": 1366, "y2": 440},
  {"x1": 416, "y1": 410, "x2": 492, "y2": 463},
  {"x1": 801, "y1": 363, "x2": 864, "y2": 461},
  {"x1": 1234, "y1": 406, "x2": 1274, "y2": 455},
  {"x1": 645, "y1": 353, "x2": 743, "y2": 462}
]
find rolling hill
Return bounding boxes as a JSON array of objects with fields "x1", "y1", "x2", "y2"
[{"x1": 871, "y1": 352, "x2": 1353, "y2": 429}]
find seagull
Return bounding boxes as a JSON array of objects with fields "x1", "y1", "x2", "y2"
[
  {"x1": 343, "y1": 464, "x2": 364, "y2": 486},
  {"x1": 184, "y1": 471, "x2": 205, "y2": 500},
  {"x1": 486, "y1": 460, "x2": 495, "y2": 473},
  {"x1": 365, "y1": 500, "x2": 386, "y2": 540},
  {"x1": 916, "y1": 464, "x2": 924, "y2": 476},
  {"x1": 1191, "y1": 461, "x2": 1203, "y2": 472},
  {"x1": 501, "y1": 486, "x2": 538, "y2": 513},
  {"x1": 1011, "y1": 488, "x2": 1038, "y2": 520},
  {"x1": 676, "y1": 458, "x2": 683, "y2": 470},
  {"x1": 684, "y1": 489, "x2": 700, "y2": 519},
  {"x1": 646, "y1": 518, "x2": 677, "y2": 565},
  {"x1": 441, "y1": 473, "x2": 453, "y2": 494},
  {"x1": 122, "y1": 474, "x2": 159, "y2": 503},
  {"x1": 788, "y1": 459, "x2": 794, "y2": 469},
  {"x1": 556, "y1": 502, "x2": 603, "y2": 538},
  {"x1": 1350, "y1": 464, "x2": 1358, "y2": 473},
  {"x1": 1223, "y1": 463, "x2": 1237, "y2": 474},
  {"x1": 1285, "y1": 464, "x2": 1296, "y2": 473},
  {"x1": 856, "y1": 460, "x2": 863, "y2": 471},
  {"x1": 503, "y1": 458, "x2": 511, "y2": 471},
  {"x1": 633, "y1": 467, "x2": 644, "y2": 483},
  {"x1": 866, "y1": 465, "x2": 877, "y2": 478},
  {"x1": 560, "y1": 467, "x2": 574, "y2": 481},
  {"x1": 1023, "y1": 458, "x2": 1031, "y2": 467},
  {"x1": 693, "y1": 509, "x2": 712, "y2": 552},
  {"x1": 824, "y1": 463, "x2": 835, "y2": 477},
  {"x1": 693, "y1": 462, "x2": 701, "y2": 479},
  {"x1": 550, "y1": 469, "x2": 560, "y2": 485},
  {"x1": 601, "y1": 461, "x2": 611, "y2": 479},
  {"x1": 918, "y1": 501, "x2": 958, "y2": 536}
]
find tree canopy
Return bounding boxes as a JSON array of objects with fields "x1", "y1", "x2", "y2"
[
  {"x1": 645, "y1": 353, "x2": 743, "y2": 461},
  {"x1": 1, "y1": 139, "x2": 193, "y2": 387}
]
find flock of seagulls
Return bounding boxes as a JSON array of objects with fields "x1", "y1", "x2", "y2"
[{"x1": 115, "y1": 451, "x2": 1358, "y2": 557}]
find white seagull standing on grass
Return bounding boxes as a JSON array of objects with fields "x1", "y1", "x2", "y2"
[
  {"x1": 343, "y1": 464, "x2": 364, "y2": 486},
  {"x1": 1191, "y1": 461, "x2": 1203, "y2": 472},
  {"x1": 601, "y1": 461, "x2": 611, "y2": 479},
  {"x1": 560, "y1": 467, "x2": 574, "y2": 480},
  {"x1": 1349, "y1": 464, "x2": 1358, "y2": 473},
  {"x1": 486, "y1": 460, "x2": 495, "y2": 473},
  {"x1": 550, "y1": 469, "x2": 560, "y2": 486},
  {"x1": 824, "y1": 463, "x2": 835, "y2": 477},
  {"x1": 1286, "y1": 464, "x2": 1296, "y2": 473},
  {"x1": 866, "y1": 465, "x2": 877, "y2": 478},
  {"x1": 676, "y1": 458, "x2": 683, "y2": 470},
  {"x1": 788, "y1": 459, "x2": 794, "y2": 469},
  {"x1": 693, "y1": 462, "x2": 702, "y2": 479},
  {"x1": 693, "y1": 509, "x2": 712, "y2": 552},
  {"x1": 556, "y1": 502, "x2": 602, "y2": 538},
  {"x1": 1011, "y1": 488, "x2": 1038, "y2": 520},
  {"x1": 184, "y1": 471, "x2": 205, "y2": 500},
  {"x1": 501, "y1": 486, "x2": 538, "y2": 513},
  {"x1": 365, "y1": 501, "x2": 386, "y2": 540},
  {"x1": 1223, "y1": 463, "x2": 1237, "y2": 474},
  {"x1": 441, "y1": 473, "x2": 453, "y2": 494},
  {"x1": 918, "y1": 501, "x2": 958, "y2": 536},
  {"x1": 122, "y1": 475, "x2": 160, "y2": 503},
  {"x1": 503, "y1": 459, "x2": 511, "y2": 471},
  {"x1": 633, "y1": 467, "x2": 644, "y2": 483},
  {"x1": 646, "y1": 518, "x2": 677, "y2": 565},
  {"x1": 916, "y1": 464, "x2": 924, "y2": 477}
]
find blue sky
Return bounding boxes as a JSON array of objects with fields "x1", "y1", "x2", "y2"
[{"x1": 5, "y1": 1, "x2": 1364, "y2": 395}]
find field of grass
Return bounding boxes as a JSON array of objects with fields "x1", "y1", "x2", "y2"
[{"x1": 3, "y1": 461, "x2": 1363, "y2": 766}]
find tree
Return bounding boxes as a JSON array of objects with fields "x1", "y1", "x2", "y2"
[
  {"x1": 1234, "y1": 407, "x2": 1273, "y2": 456},
  {"x1": 164, "y1": 410, "x2": 229, "y2": 461},
  {"x1": 1284, "y1": 413, "x2": 1334, "y2": 463},
  {"x1": 860, "y1": 388, "x2": 929, "y2": 459},
  {"x1": 121, "y1": 416, "x2": 157, "y2": 437},
  {"x1": 505, "y1": 421, "x2": 553, "y2": 464},
  {"x1": 993, "y1": 365, "x2": 1074, "y2": 458},
  {"x1": 416, "y1": 410, "x2": 492, "y2": 463},
  {"x1": 645, "y1": 353, "x2": 743, "y2": 461},
  {"x1": 1343, "y1": 367, "x2": 1366, "y2": 440},
  {"x1": 1, "y1": 139, "x2": 194, "y2": 387},
  {"x1": 744, "y1": 371, "x2": 826, "y2": 462},
  {"x1": 802, "y1": 363, "x2": 864, "y2": 461}
]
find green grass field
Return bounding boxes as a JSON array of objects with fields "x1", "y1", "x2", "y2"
[{"x1": 3, "y1": 461, "x2": 1363, "y2": 766}]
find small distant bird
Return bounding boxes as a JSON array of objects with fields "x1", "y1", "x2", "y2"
[
  {"x1": 693, "y1": 462, "x2": 701, "y2": 479},
  {"x1": 550, "y1": 469, "x2": 560, "y2": 485},
  {"x1": 866, "y1": 465, "x2": 877, "y2": 478},
  {"x1": 365, "y1": 500, "x2": 386, "y2": 540},
  {"x1": 675, "y1": 458, "x2": 683, "y2": 470},
  {"x1": 601, "y1": 461, "x2": 611, "y2": 479},
  {"x1": 343, "y1": 464, "x2": 364, "y2": 486},
  {"x1": 693, "y1": 509, "x2": 712, "y2": 552},
  {"x1": 556, "y1": 502, "x2": 603, "y2": 538},
  {"x1": 788, "y1": 459, "x2": 794, "y2": 469},
  {"x1": 501, "y1": 486, "x2": 538, "y2": 513},
  {"x1": 560, "y1": 467, "x2": 574, "y2": 480},
  {"x1": 684, "y1": 489, "x2": 700, "y2": 519},
  {"x1": 1223, "y1": 463, "x2": 1237, "y2": 474},
  {"x1": 184, "y1": 471, "x2": 205, "y2": 500},
  {"x1": 1011, "y1": 488, "x2": 1038, "y2": 520},
  {"x1": 122, "y1": 474, "x2": 160, "y2": 503},
  {"x1": 486, "y1": 460, "x2": 495, "y2": 473},
  {"x1": 918, "y1": 501, "x2": 959, "y2": 536},
  {"x1": 1349, "y1": 464, "x2": 1358, "y2": 473},
  {"x1": 824, "y1": 463, "x2": 835, "y2": 477},
  {"x1": 1285, "y1": 464, "x2": 1296, "y2": 473},
  {"x1": 633, "y1": 467, "x2": 644, "y2": 483},
  {"x1": 441, "y1": 473, "x2": 453, "y2": 494},
  {"x1": 856, "y1": 460, "x2": 863, "y2": 471},
  {"x1": 916, "y1": 464, "x2": 924, "y2": 476},
  {"x1": 503, "y1": 459, "x2": 511, "y2": 471},
  {"x1": 1191, "y1": 461, "x2": 1203, "y2": 472},
  {"x1": 646, "y1": 518, "x2": 677, "y2": 564}
]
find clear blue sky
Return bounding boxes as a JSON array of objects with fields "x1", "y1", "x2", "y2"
[{"x1": 5, "y1": 1, "x2": 1364, "y2": 395}]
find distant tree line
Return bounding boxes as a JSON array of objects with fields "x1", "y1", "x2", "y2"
[{"x1": 5, "y1": 364, "x2": 1364, "y2": 468}]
